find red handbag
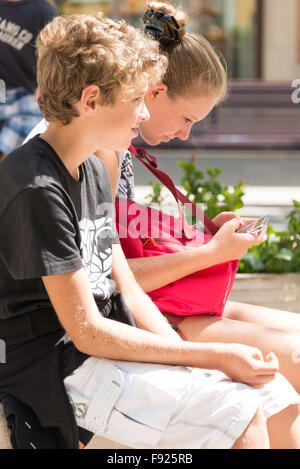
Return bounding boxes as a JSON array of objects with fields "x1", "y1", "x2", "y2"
[{"x1": 115, "y1": 146, "x2": 239, "y2": 317}]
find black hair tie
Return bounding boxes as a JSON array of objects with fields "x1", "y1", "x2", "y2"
[{"x1": 143, "y1": 9, "x2": 181, "y2": 46}]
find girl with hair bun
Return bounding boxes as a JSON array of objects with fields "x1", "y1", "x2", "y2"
[
  {"x1": 137, "y1": 1, "x2": 227, "y2": 146},
  {"x1": 115, "y1": 0, "x2": 300, "y2": 398}
]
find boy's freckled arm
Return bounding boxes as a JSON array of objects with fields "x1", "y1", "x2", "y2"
[
  {"x1": 41, "y1": 267, "x2": 223, "y2": 368},
  {"x1": 111, "y1": 243, "x2": 180, "y2": 341}
]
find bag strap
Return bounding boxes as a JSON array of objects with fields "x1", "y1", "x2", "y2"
[{"x1": 129, "y1": 145, "x2": 219, "y2": 236}]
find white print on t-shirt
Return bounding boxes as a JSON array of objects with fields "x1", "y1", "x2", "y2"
[
  {"x1": 79, "y1": 216, "x2": 114, "y2": 300},
  {"x1": 0, "y1": 18, "x2": 33, "y2": 50},
  {"x1": 54, "y1": 333, "x2": 72, "y2": 348}
]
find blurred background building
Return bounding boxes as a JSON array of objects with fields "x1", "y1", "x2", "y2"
[{"x1": 56, "y1": 0, "x2": 300, "y2": 81}]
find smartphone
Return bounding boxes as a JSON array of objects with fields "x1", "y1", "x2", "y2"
[{"x1": 237, "y1": 216, "x2": 270, "y2": 234}]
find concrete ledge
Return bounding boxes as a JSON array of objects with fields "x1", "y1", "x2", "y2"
[{"x1": 230, "y1": 273, "x2": 300, "y2": 313}]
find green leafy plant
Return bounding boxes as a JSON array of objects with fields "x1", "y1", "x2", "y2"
[
  {"x1": 239, "y1": 200, "x2": 300, "y2": 273},
  {"x1": 144, "y1": 181, "x2": 166, "y2": 205},
  {"x1": 145, "y1": 156, "x2": 300, "y2": 274},
  {"x1": 177, "y1": 157, "x2": 246, "y2": 220}
]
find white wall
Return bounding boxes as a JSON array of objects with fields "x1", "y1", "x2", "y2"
[{"x1": 263, "y1": 0, "x2": 300, "y2": 80}]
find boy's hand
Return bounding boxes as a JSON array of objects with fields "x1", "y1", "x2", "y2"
[
  {"x1": 209, "y1": 218, "x2": 267, "y2": 264},
  {"x1": 220, "y1": 344, "x2": 279, "y2": 388}
]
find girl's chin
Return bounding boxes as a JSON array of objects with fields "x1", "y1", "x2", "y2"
[
  {"x1": 161, "y1": 136, "x2": 171, "y2": 143},
  {"x1": 141, "y1": 134, "x2": 162, "y2": 146}
]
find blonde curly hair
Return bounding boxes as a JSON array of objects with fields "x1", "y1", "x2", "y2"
[{"x1": 37, "y1": 13, "x2": 168, "y2": 125}]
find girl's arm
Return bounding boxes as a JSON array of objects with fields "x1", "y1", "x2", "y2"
[{"x1": 128, "y1": 243, "x2": 219, "y2": 293}]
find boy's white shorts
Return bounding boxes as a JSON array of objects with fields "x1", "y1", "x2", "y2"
[{"x1": 64, "y1": 357, "x2": 300, "y2": 449}]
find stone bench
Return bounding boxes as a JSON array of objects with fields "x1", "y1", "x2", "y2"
[{"x1": 0, "y1": 403, "x2": 130, "y2": 449}]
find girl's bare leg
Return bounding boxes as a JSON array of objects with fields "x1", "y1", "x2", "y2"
[
  {"x1": 232, "y1": 407, "x2": 270, "y2": 449},
  {"x1": 267, "y1": 405, "x2": 300, "y2": 449},
  {"x1": 224, "y1": 300, "x2": 300, "y2": 334},
  {"x1": 179, "y1": 315, "x2": 300, "y2": 393}
]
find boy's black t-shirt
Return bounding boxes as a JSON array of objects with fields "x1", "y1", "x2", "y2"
[
  {"x1": 0, "y1": 135, "x2": 121, "y2": 321},
  {"x1": 0, "y1": 0, "x2": 57, "y2": 93},
  {"x1": 0, "y1": 136, "x2": 135, "y2": 448}
]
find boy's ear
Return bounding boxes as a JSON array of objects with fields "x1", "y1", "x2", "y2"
[
  {"x1": 81, "y1": 85, "x2": 101, "y2": 114},
  {"x1": 146, "y1": 83, "x2": 168, "y2": 102}
]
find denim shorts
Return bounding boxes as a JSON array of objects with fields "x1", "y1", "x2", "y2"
[{"x1": 0, "y1": 87, "x2": 42, "y2": 154}]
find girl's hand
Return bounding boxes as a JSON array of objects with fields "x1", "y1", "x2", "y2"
[
  {"x1": 209, "y1": 218, "x2": 267, "y2": 264},
  {"x1": 213, "y1": 212, "x2": 241, "y2": 228},
  {"x1": 213, "y1": 212, "x2": 257, "y2": 231}
]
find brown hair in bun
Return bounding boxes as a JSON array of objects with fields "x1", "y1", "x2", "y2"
[
  {"x1": 145, "y1": 1, "x2": 227, "y2": 103},
  {"x1": 147, "y1": 1, "x2": 188, "y2": 39}
]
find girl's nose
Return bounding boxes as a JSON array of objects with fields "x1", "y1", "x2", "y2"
[
  {"x1": 138, "y1": 101, "x2": 150, "y2": 122},
  {"x1": 175, "y1": 126, "x2": 192, "y2": 141}
]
